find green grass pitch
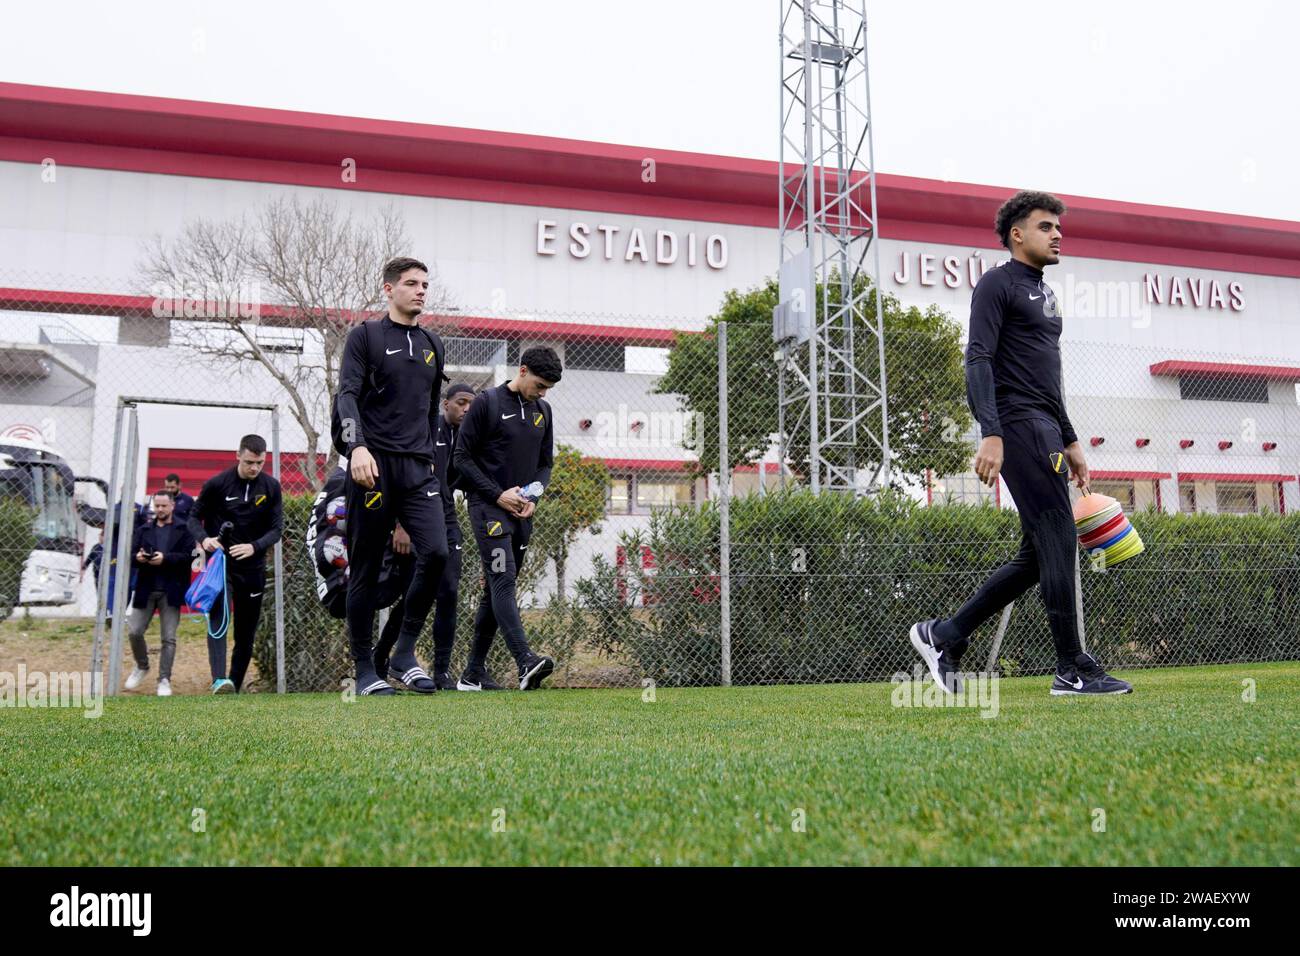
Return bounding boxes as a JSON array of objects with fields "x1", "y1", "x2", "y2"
[{"x1": 2, "y1": 662, "x2": 1296, "y2": 866}]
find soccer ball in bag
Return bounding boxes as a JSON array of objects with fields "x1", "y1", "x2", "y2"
[
  {"x1": 325, "y1": 496, "x2": 347, "y2": 532},
  {"x1": 322, "y1": 534, "x2": 348, "y2": 569}
]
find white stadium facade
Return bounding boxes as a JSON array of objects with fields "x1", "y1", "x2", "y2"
[{"x1": 1, "y1": 82, "x2": 1298, "y2": 608}]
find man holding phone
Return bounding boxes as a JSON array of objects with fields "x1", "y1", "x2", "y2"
[{"x1": 123, "y1": 491, "x2": 196, "y2": 696}]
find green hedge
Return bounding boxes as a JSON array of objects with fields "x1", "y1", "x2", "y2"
[
  {"x1": 572, "y1": 490, "x2": 1300, "y2": 686},
  {"x1": 0, "y1": 499, "x2": 37, "y2": 622},
  {"x1": 251, "y1": 488, "x2": 1300, "y2": 690}
]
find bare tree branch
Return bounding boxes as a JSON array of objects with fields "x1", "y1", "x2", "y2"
[{"x1": 137, "y1": 197, "x2": 449, "y2": 491}]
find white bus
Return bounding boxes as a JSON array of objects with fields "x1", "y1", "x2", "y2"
[{"x1": 0, "y1": 436, "x2": 106, "y2": 620}]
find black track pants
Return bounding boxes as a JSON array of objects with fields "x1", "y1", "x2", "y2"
[
  {"x1": 345, "y1": 453, "x2": 448, "y2": 665},
  {"x1": 943, "y1": 417, "x2": 1082, "y2": 666}
]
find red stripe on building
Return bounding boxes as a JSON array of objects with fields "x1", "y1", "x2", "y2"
[
  {"x1": 598, "y1": 458, "x2": 692, "y2": 471},
  {"x1": 147, "y1": 448, "x2": 328, "y2": 496},
  {"x1": 1090, "y1": 470, "x2": 1172, "y2": 481},
  {"x1": 1177, "y1": 472, "x2": 1297, "y2": 483},
  {"x1": 1149, "y1": 360, "x2": 1300, "y2": 381},
  {"x1": 0, "y1": 288, "x2": 683, "y2": 345}
]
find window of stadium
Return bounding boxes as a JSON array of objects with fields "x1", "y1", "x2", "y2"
[
  {"x1": 1215, "y1": 482, "x2": 1258, "y2": 514},
  {"x1": 635, "y1": 478, "x2": 693, "y2": 510},
  {"x1": 1178, "y1": 374, "x2": 1268, "y2": 403},
  {"x1": 606, "y1": 476, "x2": 632, "y2": 514},
  {"x1": 606, "y1": 475, "x2": 694, "y2": 514},
  {"x1": 564, "y1": 341, "x2": 624, "y2": 372},
  {"x1": 1089, "y1": 480, "x2": 1135, "y2": 513}
]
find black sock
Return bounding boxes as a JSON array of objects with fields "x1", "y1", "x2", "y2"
[{"x1": 932, "y1": 619, "x2": 960, "y2": 645}]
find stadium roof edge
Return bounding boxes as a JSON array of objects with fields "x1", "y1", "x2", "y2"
[{"x1": 2, "y1": 83, "x2": 1299, "y2": 277}]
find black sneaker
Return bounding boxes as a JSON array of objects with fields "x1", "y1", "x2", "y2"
[
  {"x1": 434, "y1": 670, "x2": 459, "y2": 691},
  {"x1": 1051, "y1": 653, "x2": 1133, "y2": 696},
  {"x1": 908, "y1": 619, "x2": 966, "y2": 695},
  {"x1": 456, "y1": 667, "x2": 504, "y2": 691},
  {"x1": 518, "y1": 654, "x2": 555, "y2": 691}
]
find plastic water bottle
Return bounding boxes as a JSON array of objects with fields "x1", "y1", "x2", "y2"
[{"x1": 520, "y1": 481, "x2": 545, "y2": 503}]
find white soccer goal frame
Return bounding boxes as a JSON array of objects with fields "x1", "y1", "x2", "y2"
[{"x1": 88, "y1": 396, "x2": 287, "y2": 695}]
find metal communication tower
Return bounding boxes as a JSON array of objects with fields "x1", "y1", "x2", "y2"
[{"x1": 775, "y1": 0, "x2": 890, "y2": 493}]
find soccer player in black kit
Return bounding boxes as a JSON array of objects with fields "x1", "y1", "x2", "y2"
[
  {"x1": 335, "y1": 257, "x2": 450, "y2": 696},
  {"x1": 909, "y1": 191, "x2": 1132, "y2": 697},
  {"x1": 373, "y1": 382, "x2": 476, "y2": 690},
  {"x1": 453, "y1": 347, "x2": 561, "y2": 690},
  {"x1": 188, "y1": 434, "x2": 284, "y2": 693}
]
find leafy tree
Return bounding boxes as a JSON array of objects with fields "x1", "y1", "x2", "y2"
[
  {"x1": 528, "y1": 444, "x2": 609, "y2": 600},
  {"x1": 655, "y1": 274, "x2": 971, "y2": 489}
]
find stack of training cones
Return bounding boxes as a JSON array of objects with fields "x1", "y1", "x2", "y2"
[{"x1": 1073, "y1": 491, "x2": 1145, "y2": 567}]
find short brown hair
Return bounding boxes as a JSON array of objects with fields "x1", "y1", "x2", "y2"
[
  {"x1": 239, "y1": 434, "x2": 267, "y2": 456},
  {"x1": 382, "y1": 257, "x2": 428, "y2": 286}
]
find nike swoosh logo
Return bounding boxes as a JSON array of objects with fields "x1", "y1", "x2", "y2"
[
  {"x1": 501, "y1": 413, "x2": 516, "y2": 419},
  {"x1": 386, "y1": 348, "x2": 402, "y2": 354},
  {"x1": 1062, "y1": 675, "x2": 1083, "y2": 689},
  {"x1": 454, "y1": 544, "x2": 461, "y2": 550},
  {"x1": 426, "y1": 490, "x2": 438, "y2": 496},
  {"x1": 436, "y1": 441, "x2": 447, "y2": 446},
  {"x1": 249, "y1": 592, "x2": 263, "y2": 598},
  {"x1": 225, "y1": 495, "x2": 239, "y2": 501},
  {"x1": 1029, "y1": 294, "x2": 1042, "y2": 301}
]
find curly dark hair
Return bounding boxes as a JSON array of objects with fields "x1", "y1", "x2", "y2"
[{"x1": 995, "y1": 190, "x2": 1066, "y2": 249}]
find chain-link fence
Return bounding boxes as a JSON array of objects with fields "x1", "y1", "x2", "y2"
[{"x1": 1, "y1": 271, "x2": 1297, "y2": 692}]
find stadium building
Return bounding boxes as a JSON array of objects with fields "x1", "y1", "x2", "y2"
[{"x1": 1, "y1": 83, "x2": 1298, "y2": 606}]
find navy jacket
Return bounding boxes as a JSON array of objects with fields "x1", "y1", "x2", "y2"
[
  {"x1": 130, "y1": 519, "x2": 196, "y2": 608},
  {"x1": 171, "y1": 490, "x2": 195, "y2": 524}
]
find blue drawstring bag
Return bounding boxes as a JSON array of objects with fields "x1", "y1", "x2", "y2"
[{"x1": 186, "y1": 549, "x2": 232, "y2": 640}]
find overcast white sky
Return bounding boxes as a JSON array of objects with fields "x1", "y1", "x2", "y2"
[{"x1": 2, "y1": 0, "x2": 1297, "y2": 221}]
